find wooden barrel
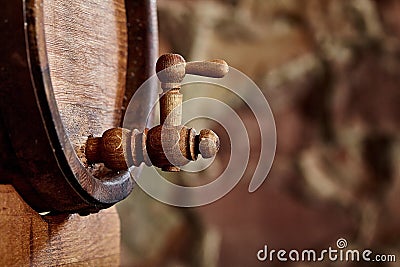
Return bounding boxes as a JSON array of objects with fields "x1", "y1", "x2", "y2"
[
  {"x1": 0, "y1": 0, "x2": 158, "y2": 214},
  {"x1": 0, "y1": 0, "x2": 158, "y2": 265}
]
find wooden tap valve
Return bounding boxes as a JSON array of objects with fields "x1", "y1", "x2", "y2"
[{"x1": 85, "y1": 53, "x2": 228, "y2": 172}]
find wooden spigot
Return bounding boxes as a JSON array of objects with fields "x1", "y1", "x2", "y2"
[{"x1": 85, "y1": 53, "x2": 228, "y2": 172}]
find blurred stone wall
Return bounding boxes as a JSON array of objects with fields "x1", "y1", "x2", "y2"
[{"x1": 118, "y1": 1, "x2": 400, "y2": 266}]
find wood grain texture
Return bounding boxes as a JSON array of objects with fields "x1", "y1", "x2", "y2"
[
  {"x1": 85, "y1": 124, "x2": 220, "y2": 172},
  {"x1": 84, "y1": 53, "x2": 224, "y2": 172},
  {"x1": 0, "y1": 185, "x2": 120, "y2": 266},
  {"x1": 159, "y1": 90, "x2": 183, "y2": 126},
  {"x1": 43, "y1": 0, "x2": 127, "y2": 147},
  {"x1": 0, "y1": 0, "x2": 158, "y2": 213}
]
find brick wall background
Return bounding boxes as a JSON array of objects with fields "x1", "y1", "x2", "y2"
[{"x1": 118, "y1": 1, "x2": 400, "y2": 266}]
